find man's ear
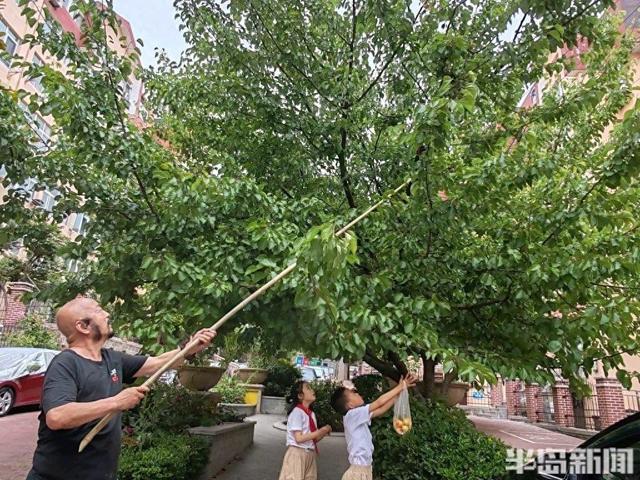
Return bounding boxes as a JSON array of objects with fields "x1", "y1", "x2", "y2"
[{"x1": 75, "y1": 319, "x2": 91, "y2": 335}]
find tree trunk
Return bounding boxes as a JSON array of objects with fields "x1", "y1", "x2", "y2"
[{"x1": 420, "y1": 352, "x2": 436, "y2": 399}]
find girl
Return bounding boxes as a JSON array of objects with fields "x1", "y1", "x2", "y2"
[{"x1": 278, "y1": 381, "x2": 332, "y2": 480}]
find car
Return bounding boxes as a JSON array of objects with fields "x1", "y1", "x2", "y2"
[
  {"x1": 0, "y1": 347, "x2": 60, "y2": 417},
  {"x1": 299, "y1": 366, "x2": 319, "y2": 382},
  {"x1": 508, "y1": 412, "x2": 640, "y2": 479}
]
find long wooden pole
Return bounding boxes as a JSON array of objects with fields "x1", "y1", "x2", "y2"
[{"x1": 78, "y1": 179, "x2": 410, "y2": 452}]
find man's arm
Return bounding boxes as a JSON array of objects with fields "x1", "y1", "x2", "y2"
[
  {"x1": 46, "y1": 386, "x2": 148, "y2": 430},
  {"x1": 134, "y1": 328, "x2": 216, "y2": 378},
  {"x1": 134, "y1": 347, "x2": 181, "y2": 378}
]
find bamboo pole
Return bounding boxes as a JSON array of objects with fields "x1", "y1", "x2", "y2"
[{"x1": 78, "y1": 179, "x2": 410, "y2": 452}]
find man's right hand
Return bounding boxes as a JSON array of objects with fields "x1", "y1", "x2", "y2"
[{"x1": 113, "y1": 386, "x2": 149, "y2": 411}]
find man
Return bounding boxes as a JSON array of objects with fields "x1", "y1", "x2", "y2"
[{"x1": 26, "y1": 297, "x2": 216, "y2": 480}]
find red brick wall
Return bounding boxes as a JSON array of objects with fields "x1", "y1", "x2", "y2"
[
  {"x1": 552, "y1": 380, "x2": 575, "y2": 427},
  {"x1": 525, "y1": 384, "x2": 543, "y2": 423},
  {"x1": 491, "y1": 379, "x2": 504, "y2": 407},
  {"x1": 2, "y1": 283, "x2": 33, "y2": 327},
  {"x1": 596, "y1": 378, "x2": 626, "y2": 429},
  {"x1": 505, "y1": 380, "x2": 522, "y2": 417}
]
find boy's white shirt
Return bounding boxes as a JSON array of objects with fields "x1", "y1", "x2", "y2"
[
  {"x1": 343, "y1": 404, "x2": 374, "y2": 466},
  {"x1": 286, "y1": 407, "x2": 318, "y2": 450}
]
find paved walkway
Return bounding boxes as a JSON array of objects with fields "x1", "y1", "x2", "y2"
[
  {"x1": 470, "y1": 415, "x2": 583, "y2": 450},
  {"x1": 213, "y1": 414, "x2": 348, "y2": 479},
  {"x1": 0, "y1": 408, "x2": 39, "y2": 480},
  {"x1": 0, "y1": 409, "x2": 582, "y2": 479}
]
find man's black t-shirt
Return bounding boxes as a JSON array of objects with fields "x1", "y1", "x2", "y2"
[{"x1": 29, "y1": 348, "x2": 147, "y2": 480}]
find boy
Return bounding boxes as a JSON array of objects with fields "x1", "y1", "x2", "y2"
[{"x1": 330, "y1": 374, "x2": 417, "y2": 480}]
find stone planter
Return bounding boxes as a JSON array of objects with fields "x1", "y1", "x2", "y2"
[
  {"x1": 193, "y1": 391, "x2": 221, "y2": 411},
  {"x1": 434, "y1": 382, "x2": 469, "y2": 406},
  {"x1": 178, "y1": 366, "x2": 225, "y2": 391},
  {"x1": 234, "y1": 368, "x2": 268, "y2": 384},
  {"x1": 219, "y1": 402, "x2": 256, "y2": 418},
  {"x1": 386, "y1": 379, "x2": 469, "y2": 406},
  {"x1": 261, "y1": 395, "x2": 287, "y2": 415},
  {"x1": 189, "y1": 421, "x2": 256, "y2": 480}
]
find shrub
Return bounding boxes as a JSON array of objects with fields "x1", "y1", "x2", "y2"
[
  {"x1": 122, "y1": 382, "x2": 220, "y2": 443},
  {"x1": 371, "y1": 400, "x2": 508, "y2": 480},
  {"x1": 118, "y1": 432, "x2": 208, "y2": 480},
  {"x1": 264, "y1": 362, "x2": 302, "y2": 397},
  {"x1": 212, "y1": 374, "x2": 246, "y2": 403},
  {"x1": 352, "y1": 374, "x2": 385, "y2": 403},
  {"x1": 5, "y1": 315, "x2": 59, "y2": 349},
  {"x1": 310, "y1": 380, "x2": 344, "y2": 432}
]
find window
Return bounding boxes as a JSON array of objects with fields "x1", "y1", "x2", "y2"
[
  {"x1": 31, "y1": 55, "x2": 44, "y2": 93},
  {"x1": 121, "y1": 81, "x2": 132, "y2": 109},
  {"x1": 40, "y1": 190, "x2": 55, "y2": 211},
  {"x1": 21, "y1": 178, "x2": 37, "y2": 201},
  {"x1": 65, "y1": 258, "x2": 81, "y2": 273},
  {"x1": 0, "y1": 18, "x2": 19, "y2": 64},
  {"x1": 33, "y1": 115, "x2": 51, "y2": 151},
  {"x1": 71, "y1": 213, "x2": 88, "y2": 234},
  {"x1": 6, "y1": 239, "x2": 23, "y2": 255}
]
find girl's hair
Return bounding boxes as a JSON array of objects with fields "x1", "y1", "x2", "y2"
[{"x1": 285, "y1": 380, "x2": 308, "y2": 415}]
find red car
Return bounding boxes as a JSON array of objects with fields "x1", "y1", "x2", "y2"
[{"x1": 0, "y1": 347, "x2": 60, "y2": 416}]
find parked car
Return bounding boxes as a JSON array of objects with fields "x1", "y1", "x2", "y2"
[
  {"x1": 0, "y1": 347, "x2": 60, "y2": 417},
  {"x1": 509, "y1": 412, "x2": 640, "y2": 479},
  {"x1": 299, "y1": 366, "x2": 320, "y2": 382}
]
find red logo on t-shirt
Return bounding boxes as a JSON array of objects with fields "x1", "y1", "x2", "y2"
[{"x1": 110, "y1": 368, "x2": 119, "y2": 383}]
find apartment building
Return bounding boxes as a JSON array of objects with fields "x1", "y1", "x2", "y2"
[
  {"x1": 0, "y1": 0, "x2": 142, "y2": 244},
  {"x1": 479, "y1": 0, "x2": 640, "y2": 432},
  {"x1": 0, "y1": 0, "x2": 143, "y2": 327}
]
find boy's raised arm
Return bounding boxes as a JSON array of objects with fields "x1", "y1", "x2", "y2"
[
  {"x1": 368, "y1": 374, "x2": 417, "y2": 413},
  {"x1": 371, "y1": 397, "x2": 396, "y2": 418}
]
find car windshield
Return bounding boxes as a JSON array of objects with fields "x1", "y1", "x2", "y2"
[
  {"x1": 301, "y1": 368, "x2": 316, "y2": 381},
  {"x1": 0, "y1": 348, "x2": 58, "y2": 381}
]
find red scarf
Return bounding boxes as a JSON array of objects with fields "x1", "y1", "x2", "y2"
[{"x1": 295, "y1": 403, "x2": 319, "y2": 453}]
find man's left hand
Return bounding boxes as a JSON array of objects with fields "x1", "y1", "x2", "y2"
[{"x1": 183, "y1": 328, "x2": 217, "y2": 357}]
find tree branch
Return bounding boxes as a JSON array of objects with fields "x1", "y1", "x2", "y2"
[
  {"x1": 354, "y1": 4, "x2": 426, "y2": 105},
  {"x1": 454, "y1": 287, "x2": 512, "y2": 310},
  {"x1": 387, "y1": 350, "x2": 409, "y2": 377},
  {"x1": 338, "y1": 126, "x2": 357, "y2": 209},
  {"x1": 99, "y1": 8, "x2": 160, "y2": 222},
  {"x1": 364, "y1": 349, "x2": 400, "y2": 381},
  {"x1": 248, "y1": 2, "x2": 337, "y2": 107}
]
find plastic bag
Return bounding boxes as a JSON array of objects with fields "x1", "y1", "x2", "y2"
[{"x1": 393, "y1": 383, "x2": 412, "y2": 435}]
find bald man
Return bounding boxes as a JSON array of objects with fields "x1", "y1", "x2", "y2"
[{"x1": 26, "y1": 297, "x2": 216, "y2": 480}]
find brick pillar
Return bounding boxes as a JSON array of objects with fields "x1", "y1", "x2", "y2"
[
  {"x1": 552, "y1": 380, "x2": 575, "y2": 427},
  {"x1": 595, "y1": 378, "x2": 626, "y2": 429},
  {"x1": 490, "y1": 378, "x2": 504, "y2": 407},
  {"x1": 3, "y1": 282, "x2": 33, "y2": 327},
  {"x1": 525, "y1": 383, "x2": 543, "y2": 423},
  {"x1": 505, "y1": 379, "x2": 521, "y2": 417}
]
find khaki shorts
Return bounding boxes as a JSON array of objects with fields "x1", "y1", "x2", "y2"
[
  {"x1": 278, "y1": 446, "x2": 317, "y2": 480},
  {"x1": 341, "y1": 464, "x2": 373, "y2": 480}
]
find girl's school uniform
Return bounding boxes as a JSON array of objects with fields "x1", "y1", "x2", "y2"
[{"x1": 278, "y1": 405, "x2": 319, "y2": 480}]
